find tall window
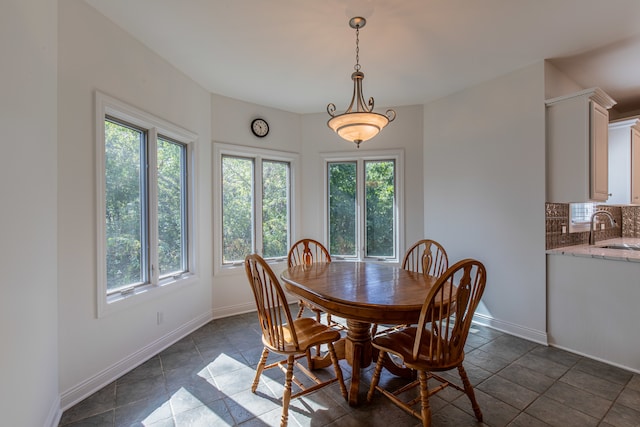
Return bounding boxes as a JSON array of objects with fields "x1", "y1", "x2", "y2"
[
  {"x1": 96, "y1": 92, "x2": 196, "y2": 315},
  {"x1": 215, "y1": 143, "x2": 297, "y2": 268},
  {"x1": 325, "y1": 150, "x2": 403, "y2": 261}
]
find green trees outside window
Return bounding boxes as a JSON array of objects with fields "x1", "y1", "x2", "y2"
[
  {"x1": 221, "y1": 154, "x2": 290, "y2": 263},
  {"x1": 262, "y1": 160, "x2": 289, "y2": 258},
  {"x1": 105, "y1": 119, "x2": 144, "y2": 290},
  {"x1": 105, "y1": 119, "x2": 188, "y2": 293},
  {"x1": 157, "y1": 137, "x2": 187, "y2": 276},
  {"x1": 222, "y1": 156, "x2": 253, "y2": 263},
  {"x1": 327, "y1": 158, "x2": 396, "y2": 260},
  {"x1": 328, "y1": 162, "x2": 357, "y2": 256},
  {"x1": 365, "y1": 160, "x2": 395, "y2": 258}
]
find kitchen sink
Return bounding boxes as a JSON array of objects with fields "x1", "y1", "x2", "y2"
[{"x1": 598, "y1": 244, "x2": 640, "y2": 251}]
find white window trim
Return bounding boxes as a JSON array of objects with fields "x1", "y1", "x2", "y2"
[
  {"x1": 95, "y1": 91, "x2": 199, "y2": 317},
  {"x1": 213, "y1": 142, "x2": 299, "y2": 276},
  {"x1": 321, "y1": 149, "x2": 405, "y2": 263}
]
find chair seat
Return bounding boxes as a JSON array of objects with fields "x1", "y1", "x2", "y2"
[
  {"x1": 272, "y1": 317, "x2": 342, "y2": 354},
  {"x1": 372, "y1": 326, "x2": 462, "y2": 372}
]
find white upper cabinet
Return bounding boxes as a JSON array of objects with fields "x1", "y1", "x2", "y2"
[
  {"x1": 608, "y1": 117, "x2": 640, "y2": 204},
  {"x1": 546, "y1": 88, "x2": 616, "y2": 203},
  {"x1": 631, "y1": 125, "x2": 640, "y2": 203}
]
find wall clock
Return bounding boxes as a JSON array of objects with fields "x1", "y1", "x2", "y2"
[{"x1": 251, "y1": 118, "x2": 269, "y2": 138}]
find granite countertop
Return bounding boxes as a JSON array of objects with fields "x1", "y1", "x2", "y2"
[{"x1": 546, "y1": 237, "x2": 640, "y2": 262}]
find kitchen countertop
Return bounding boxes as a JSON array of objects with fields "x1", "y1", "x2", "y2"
[{"x1": 546, "y1": 237, "x2": 640, "y2": 262}]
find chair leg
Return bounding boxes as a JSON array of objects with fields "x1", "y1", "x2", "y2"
[
  {"x1": 418, "y1": 370, "x2": 432, "y2": 427},
  {"x1": 281, "y1": 355, "x2": 295, "y2": 427},
  {"x1": 367, "y1": 350, "x2": 385, "y2": 402},
  {"x1": 314, "y1": 309, "x2": 322, "y2": 357},
  {"x1": 458, "y1": 364, "x2": 482, "y2": 422},
  {"x1": 328, "y1": 342, "x2": 348, "y2": 400},
  {"x1": 252, "y1": 347, "x2": 269, "y2": 393}
]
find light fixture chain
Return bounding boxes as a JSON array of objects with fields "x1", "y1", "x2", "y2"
[{"x1": 354, "y1": 25, "x2": 360, "y2": 72}]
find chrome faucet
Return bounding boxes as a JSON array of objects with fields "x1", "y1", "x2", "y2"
[{"x1": 589, "y1": 210, "x2": 616, "y2": 245}]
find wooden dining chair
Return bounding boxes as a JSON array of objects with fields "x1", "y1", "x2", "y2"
[
  {"x1": 245, "y1": 254, "x2": 348, "y2": 427},
  {"x1": 367, "y1": 258, "x2": 487, "y2": 427},
  {"x1": 402, "y1": 239, "x2": 449, "y2": 277},
  {"x1": 287, "y1": 239, "x2": 338, "y2": 326},
  {"x1": 372, "y1": 239, "x2": 449, "y2": 337}
]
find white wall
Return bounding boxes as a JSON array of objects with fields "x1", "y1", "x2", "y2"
[
  {"x1": 57, "y1": 0, "x2": 212, "y2": 407},
  {"x1": 0, "y1": 1, "x2": 60, "y2": 426},
  {"x1": 423, "y1": 63, "x2": 548, "y2": 343},
  {"x1": 544, "y1": 61, "x2": 582, "y2": 100}
]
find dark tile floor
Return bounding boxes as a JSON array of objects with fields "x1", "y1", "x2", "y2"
[{"x1": 59, "y1": 306, "x2": 640, "y2": 426}]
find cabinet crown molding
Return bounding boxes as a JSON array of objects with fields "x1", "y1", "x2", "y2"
[
  {"x1": 609, "y1": 117, "x2": 640, "y2": 131},
  {"x1": 545, "y1": 87, "x2": 616, "y2": 109}
]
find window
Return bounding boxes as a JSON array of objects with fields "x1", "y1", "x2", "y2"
[
  {"x1": 96, "y1": 92, "x2": 197, "y2": 316},
  {"x1": 569, "y1": 202, "x2": 597, "y2": 232},
  {"x1": 214, "y1": 143, "x2": 297, "y2": 269},
  {"x1": 324, "y1": 150, "x2": 403, "y2": 262}
]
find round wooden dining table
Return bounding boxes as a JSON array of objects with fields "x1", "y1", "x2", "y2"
[{"x1": 280, "y1": 261, "x2": 438, "y2": 406}]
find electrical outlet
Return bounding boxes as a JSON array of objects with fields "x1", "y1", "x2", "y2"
[
  {"x1": 561, "y1": 225, "x2": 567, "y2": 234},
  {"x1": 600, "y1": 223, "x2": 605, "y2": 230}
]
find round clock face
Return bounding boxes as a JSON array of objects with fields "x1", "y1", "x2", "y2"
[{"x1": 251, "y1": 118, "x2": 269, "y2": 137}]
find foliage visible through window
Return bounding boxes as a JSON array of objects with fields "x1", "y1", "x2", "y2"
[
  {"x1": 262, "y1": 160, "x2": 290, "y2": 258},
  {"x1": 157, "y1": 137, "x2": 188, "y2": 276},
  {"x1": 221, "y1": 154, "x2": 291, "y2": 264},
  {"x1": 105, "y1": 119, "x2": 145, "y2": 290},
  {"x1": 327, "y1": 158, "x2": 397, "y2": 260},
  {"x1": 104, "y1": 118, "x2": 189, "y2": 294},
  {"x1": 328, "y1": 162, "x2": 357, "y2": 256},
  {"x1": 365, "y1": 160, "x2": 395, "y2": 257},
  {"x1": 222, "y1": 156, "x2": 254, "y2": 263}
]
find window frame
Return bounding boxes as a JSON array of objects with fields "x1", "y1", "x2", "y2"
[
  {"x1": 213, "y1": 142, "x2": 299, "y2": 275},
  {"x1": 322, "y1": 149, "x2": 404, "y2": 263},
  {"x1": 96, "y1": 91, "x2": 198, "y2": 317}
]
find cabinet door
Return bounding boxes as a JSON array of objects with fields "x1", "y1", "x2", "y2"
[
  {"x1": 631, "y1": 126, "x2": 640, "y2": 203},
  {"x1": 590, "y1": 101, "x2": 609, "y2": 201}
]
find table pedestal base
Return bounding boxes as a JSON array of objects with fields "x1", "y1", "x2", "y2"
[
  {"x1": 305, "y1": 320, "x2": 415, "y2": 406},
  {"x1": 344, "y1": 319, "x2": 373, "y2": 405}
]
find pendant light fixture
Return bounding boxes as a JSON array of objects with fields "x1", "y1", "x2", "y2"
[{"x1": 327, "y1": 17, "x2": 396, "y2": 148}]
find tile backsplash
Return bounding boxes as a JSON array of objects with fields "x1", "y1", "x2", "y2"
[
  {"x1": 544, "y1": 203, "x2": 637, "y2": 250},
  {"x1": 621, "y1": 206, "x2": 640, "y2": 237}
]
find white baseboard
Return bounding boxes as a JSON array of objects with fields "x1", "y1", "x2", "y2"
[
  {"x1": 212, "y1": 302, "x2": 256, "y2": 319},
  {"x1": 59, "y1": 310, "x2": 213, "y2": 410},
  {"x1": 472, "y1": 313, "x2": 548, "y2": 345},
  {"x1": 548, "y1": 342, "x2": 640, "y2": 375}
]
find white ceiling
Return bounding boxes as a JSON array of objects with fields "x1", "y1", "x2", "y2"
[{"x1": 84, "y1": 0, "x2": 640, "y2": 115}]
